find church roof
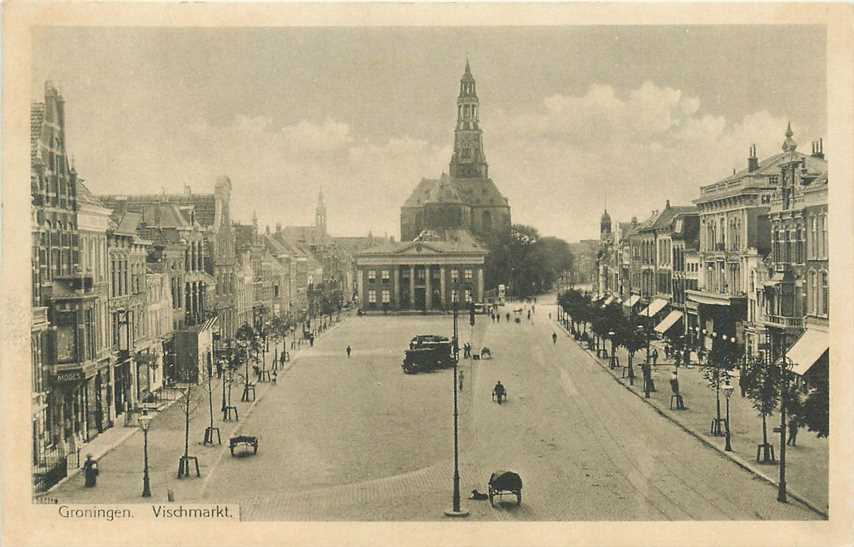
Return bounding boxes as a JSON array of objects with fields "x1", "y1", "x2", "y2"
[
  {"x1": 402, "y1": 175, "x2": 509, "y2": 210},
  {"x1": 402, "y1": 178, "x2": 437, "y2": 208},
  {"x1": 425, "y1": 175, "x2": 464, "y2": 204}
]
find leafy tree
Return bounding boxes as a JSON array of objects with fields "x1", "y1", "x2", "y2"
[
  {"x1": 484, "y1": 225, "x2": 573, "y2": 297},
  {"x1": 741, "y1": 357, "x2": 780, "y2": 452}
]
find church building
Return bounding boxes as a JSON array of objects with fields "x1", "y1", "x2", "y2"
[{"x1": 400, "y1": 60, "x2": 511, "y2": 243}]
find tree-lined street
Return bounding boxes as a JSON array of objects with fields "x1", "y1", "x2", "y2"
[{"x1": 51, "y1": 301, "x2": 821, "y2": 520}]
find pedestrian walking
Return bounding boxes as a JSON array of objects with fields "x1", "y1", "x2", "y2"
[
  {"x1": 787, "y1": 415, "x2": 799, "y2": 446},
  {"x1": 664, "y1": 345, "x2": 670, "y2": 360},
  {"x1": 669, "y1": 371, "x2": 685, "y2": 409},
  {"x1": 459, "y1": 369, "x2": 464, "y2": 392},
  {"x1": 552, "y1": 332, "x2": 557, "y2": 345},
  {"x1": 346, "y1": 345, "x2": 352, "y2": 358},
  {"x1": 82, "y1": 454, "x2": 99, "y2": 487},
  {"x1": 272, "y1": 369, "x2": 278, "y2": 384},
  {"x1": 309, "y1": 334, "x2": 314, "y2": 347},
  {"x1": 651, "y1": 348, "x2": 659, "y2": 365},
  {"x1": 216, "y1": 359, "x2": 223, "y2": 379}
]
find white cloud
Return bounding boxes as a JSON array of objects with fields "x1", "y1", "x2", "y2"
[{"x1": 486, "y1": 81, "x2": 808, "y2": 241}]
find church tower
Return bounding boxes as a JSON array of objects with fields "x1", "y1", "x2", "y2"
[
  {"x1": 315, "y1": 188, "x2": 327, "y2": 236},
  {"x1": 449, "y1": 59, "x2": 488, "y2": 179}
]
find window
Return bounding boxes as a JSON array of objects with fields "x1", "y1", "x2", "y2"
[
  {"x1": 450, "y1": 269, "x2": 459, "y2": 281},
  {"x1": 464, "y1": 269, "x2": 473, "y2": 281},
  {"x1": 382, "y1": 290, "x2": 390, "y2": 304},
  {"x1": 367, "y1": 270, "x2": 376, "y2": 282},
  {"x1": 368, "y1": 290, "x2": 377, "y2": 304},
  {"x1": 808, "y1": 271, "x2": 816, "y2": 314},
  {"x1": 381, "y1": 270, "x2": 390, "y2": 282},
  {"x1": 464, "y1": 289, "x2": 472, "y2": 303},
  {"x1": 810, "y1": 217, "x2": 818, "y2": 259},
  {"x1": 450, "y1": 289, "x2": 459, "y2": 303},
  {"x1": 821, "y1": 214, "x2": 828, "y2": 258},
  {"x1": 821, "y1": 271, "x2": 829, "y2": 316}
]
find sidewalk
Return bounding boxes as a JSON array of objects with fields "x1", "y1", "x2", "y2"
[
  {"x1": 555, "y1": 319, "x2": 829, "y2": 517},
  {"x1": 46, "y1": 316, "x2": 348, "y2": 503}
]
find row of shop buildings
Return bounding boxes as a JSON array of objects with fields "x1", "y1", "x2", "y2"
[
  {"x1": 30, "y1": 82, "x2": 367, "y2": 493},
  {"x1": 595, "y1": 124, "x2": 829, "y2": 386}
]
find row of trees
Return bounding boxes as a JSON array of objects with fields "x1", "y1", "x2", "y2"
[
  {"x1": 557, "y1": 288, "x2": 829, "y2": 441},
  {"x1": 484, "y1": 224, "x2": 574, "y2": 298}
]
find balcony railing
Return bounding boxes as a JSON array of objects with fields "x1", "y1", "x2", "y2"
[{"x1": 764, "y1": 314, "x2": 803, "y2": 329}]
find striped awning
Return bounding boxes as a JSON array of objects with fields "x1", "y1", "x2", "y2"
[
  {"x1": 623, "y1": 295, "x2": 641, "y2": 308},
  {"x1": 654, "y1": 310, "x2": 683, "y2": 334},
  {"x1": 785, "y1": 329, "x2": 828, "y2": 377},
  {"x1": 639, "y1": 298, "x2": 668, "y2": 318}
]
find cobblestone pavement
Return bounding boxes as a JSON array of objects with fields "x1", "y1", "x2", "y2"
[
  {"x1": 554, "y1": 302, "x2": 828, "y2": 514},
  {"x1": 50, "y1": 307, "x2": 821, "y2": 520}
]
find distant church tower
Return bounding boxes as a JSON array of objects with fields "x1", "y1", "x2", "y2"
[
  {"x1": 600, "y1": 208, "x2": 612, "y2": 242},
  {"x1": 315, "y1": 188, "x2": 327, "y2": 236},
  {"x1": 449, "y1": 59, "x2": 488, "y2": 179}
]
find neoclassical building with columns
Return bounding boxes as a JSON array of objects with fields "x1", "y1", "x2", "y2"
[{"x1": 355, "y1": 229, "x2": 487, "y2": 312}]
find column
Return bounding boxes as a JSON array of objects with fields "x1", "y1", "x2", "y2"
[
  {"x1": 439, "y1": 266, "x2": 446, "y2": 308},
  {"x1": 425, "y1": 265, "x2": 432, "y2": 310},
  {"x1": 393, "y1": 266, "x2": 401, "y2": 310},
  {"x1": 409, "y1": 265, "x2": 415, "y2": 309},
  {"x1": 477, "y1": 267, "x2": 485, "y2": 302}
]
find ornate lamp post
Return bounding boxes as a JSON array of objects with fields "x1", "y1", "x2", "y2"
[
  {"x1": 138, "y1": 411, "x2": 152, "y2": 497},
  {"x1": 444, "y1": 286, "x2": 468, "y2": 518},
  {"x1": 722, "y1": 383, "x2": 734, "y2": 451}
]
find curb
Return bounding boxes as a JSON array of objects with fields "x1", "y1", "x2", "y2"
[
  {"x1": 553, "y1": 318, "x2": 828, "y2": 519},
  {"x1": 42, "y1": 394, "x2": 183, "y2": 496}
]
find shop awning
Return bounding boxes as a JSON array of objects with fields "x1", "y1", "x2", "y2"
[
  {"x1": 654, "y1": 310, "x2": 683, "y2": 334},
  {"x1": 639, "y1": 298, "x2": 669, "y2": 318},
  {"x1": 784, "y1": 329, "x2": 829, "y2": 377},
  {"x1": 603, "y1": 296, "x2": 615, "y2": 306},
  {"x1": 623, "y1": 295, "x2": 641, "y2": 308}
]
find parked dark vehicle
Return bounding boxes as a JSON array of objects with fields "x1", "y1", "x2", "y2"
[
  {"x1": 402, "y1": 335, "x2": 453, "y2": 374},
  {"x1": 488, "y1": 470, "x2": 522, "y2": 506}
]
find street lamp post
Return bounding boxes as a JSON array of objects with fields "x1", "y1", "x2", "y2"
[
  {"x1": 778, "y1": 347, "x2": 794, "y2": 503},
  {"x1": 723, "y1": 383, "x2": 734, "y2": 451},
  {"x1": 444, "y1": 289, "x2": 468, "y2": 518},
  {"x1": 138, "y1": 411, "x2": 152, "y2": 498}
]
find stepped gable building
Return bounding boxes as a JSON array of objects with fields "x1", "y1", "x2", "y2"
[{"x1": 400, "y1": 60, "x2": 511, "y2": 243}]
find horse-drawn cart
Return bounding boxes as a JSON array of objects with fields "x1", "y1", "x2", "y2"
[{"x1": 488, "y1": 470, "x2": 522, "y2": 506}]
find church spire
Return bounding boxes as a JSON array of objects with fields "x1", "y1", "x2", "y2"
[
  {"x1": 450, "y1": 59, "x2": 488, "y2": 179},
  {"x1": 315, "y1": 187, "x2": 327, "y2": 236}
]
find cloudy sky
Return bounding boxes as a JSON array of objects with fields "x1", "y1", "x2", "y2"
[{"x1": 32, "y1": 26, "x2": 825, "y2": 242}]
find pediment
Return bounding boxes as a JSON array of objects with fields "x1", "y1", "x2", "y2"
[{"x1": 394, "y1": 242, "x2": 443, "y2": 256}]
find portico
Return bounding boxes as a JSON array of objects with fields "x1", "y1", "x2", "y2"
[{"x1": 355, "y1": 234, "x2": 487, "y2": 312}]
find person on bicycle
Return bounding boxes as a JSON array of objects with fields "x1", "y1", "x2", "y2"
[{"x1": 493, "y1": 380, "x2": 506, "y2": 401}]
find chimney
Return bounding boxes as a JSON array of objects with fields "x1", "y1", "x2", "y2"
[
  {"x1": 665, "y1": 199, "x2": 671, "y2": 209},
  {"x1": 811, "y1": 138, "x2": 825, "y2": 159},
  {"x1": 184, "y1": 184, "x2": 192, "y2": 195},
  {"x1": 748, "y1": 144, "x2": 759, "y2": 172}
]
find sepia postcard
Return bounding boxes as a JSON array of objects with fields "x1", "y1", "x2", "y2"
[{"x1": 2, "y1": 2, "x2": 853, "y2": 547}]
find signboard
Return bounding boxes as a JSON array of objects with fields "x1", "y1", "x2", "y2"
[{"x1": 52, "y1": 370, "x2": 84, "y2": 384}]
